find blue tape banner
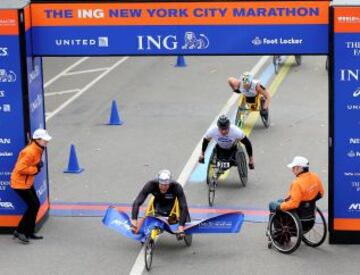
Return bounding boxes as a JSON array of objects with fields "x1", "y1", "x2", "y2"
[
  {"x1": 333, "y1": 32, "x2": 360, "y2": 220},
  {"x1": 102, "y1": 207, "x2": 244, "y2": 242}
]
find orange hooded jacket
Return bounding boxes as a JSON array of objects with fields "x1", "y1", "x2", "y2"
[
  {"x1": 10, "y1": 141, "x2": 43, "y2": 190},
  {"x1": 280, "y1": 172, "x2": 324, "y2": 211}
]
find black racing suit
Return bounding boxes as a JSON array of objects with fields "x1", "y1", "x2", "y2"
[{"x1": 131, "y1": 180, "x2": 190, "y2": 226}]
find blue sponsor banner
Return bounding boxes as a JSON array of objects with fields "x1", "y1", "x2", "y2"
[
  {"x1": 27, "y1": 55, "x2": 48, "y2": 207},
  {"x1": 32, "y1": 24, "x2": 328, "y2": 56},
  {"x1": 0, "y1": 20, "x2": 26, "y2": 214},
  {"x1": 334, "y1": 32, "x2": 360, "y2": 219}
]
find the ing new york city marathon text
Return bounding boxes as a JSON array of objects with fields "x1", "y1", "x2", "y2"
[{"x1": 43, "y1": 7, "x2": 320, "y2": 19}]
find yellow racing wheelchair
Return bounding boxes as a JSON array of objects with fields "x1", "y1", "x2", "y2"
[
  {"x1": 143, "y1": 197, "x2": 192, "y2": 271},
  {"x1": 235, "y1": 94, "x2": 270, "y2": 129}
]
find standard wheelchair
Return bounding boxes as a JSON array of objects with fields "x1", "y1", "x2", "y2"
[
  {"x1": 143, "y1": 197, "x2": 192, "y2": 271},
  {"x1": 235, "y1": 94, "x2": 270, "y2": 129},
  {"x1": 266, "y1": 199, "x2": 327, "y2": 254},
  {"x1": 206, "y1": 142, "x2": 248, "y2": 206}
]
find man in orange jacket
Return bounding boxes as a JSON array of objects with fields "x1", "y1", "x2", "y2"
[
  {"x1": 269, "y1": 156, "x2": 324, "y2": 212},
  {"x1": 11, "y1": 128, "x2": 52, "y2": 244}
]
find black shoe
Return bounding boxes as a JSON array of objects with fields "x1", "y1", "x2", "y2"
[
  {"x1": 13, "y1": 232, "x2": 30, "y2": 244},
  {"x1": 28, "y1": 234, "x2": 43, "y2": 240}
]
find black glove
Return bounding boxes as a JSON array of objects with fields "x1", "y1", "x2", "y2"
[
  {"x1": 35, "y1": 161, "x2": 43, "y2": 175},
  {"x1": 199, "y1": 155, "x2": 205, "y2": 164},
  {"x1": 37, "y1": 161, "x2": 43, "y2": 169},
  {"x1": 233, "y1": 89, "x2": 241, "y2": 94}
]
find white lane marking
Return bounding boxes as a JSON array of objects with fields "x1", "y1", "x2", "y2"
[
  {"x1": 44, "y1": 57, "x2": 89, "y2": 88},
  {"x1": 63, "y1": 67, "x2": 108, "y2": 76},
  {"x1": 129, "y1": 55, "x2": 270, "y2": 275},
  {"x1": 46, "y1": 57, "x2": 129, "y2": 122},
  {"x1": 45, "y1": 89, "x2": 80, "y2": 97}
]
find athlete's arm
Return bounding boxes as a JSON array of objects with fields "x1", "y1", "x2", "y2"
[
  {"x1": 175, "y1": 184, "x2": 190, "y2": 227},
  {"x1": 199, "y1": 137, "x2": 211, "y2": 163},
  {"x1": 257, "y1": 83, "x2": 271, "y2": 109},
  {"x1": 131, "y1": 181, "x2": 153, "y2": 222}
]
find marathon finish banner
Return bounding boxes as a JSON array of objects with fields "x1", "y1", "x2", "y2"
[
  {"x1": 333, "y1": 7, "x2": 360, "y2": 232},
  {"x1": 0, "y1": 10, "x2": 27, "y2": 218},
  {"x1": 30, "y1": 1, "x2": 329, "y2": 56}
]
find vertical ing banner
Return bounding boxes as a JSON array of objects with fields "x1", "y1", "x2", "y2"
[
  {"x1": 0, "y1": 10, "x2": 27, "y2": 222},
  {"x1": 333, "y1": 7, "x2": 360, "y2": 232}
]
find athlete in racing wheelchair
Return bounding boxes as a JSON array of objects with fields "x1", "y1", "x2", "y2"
[
  {"x1": 229, "y1": 72, "x2": 271, "y2": 128},
  {"x1": 199, "y1": 115, "x2": 254, "y2": 187},
  {"x1": 131, "y1": 169, "x2": 190, "y2": 237},
  {"x1": 266, "y1": 156, "x2": 327, "y2": 254}
]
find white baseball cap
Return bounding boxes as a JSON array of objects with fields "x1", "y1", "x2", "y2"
[
  {"x1": 32, "y1": 128, "x2": 52, "y2": 141},
  {"x1": 287, "y1": 156, "x2": 309, "y2": 169}
]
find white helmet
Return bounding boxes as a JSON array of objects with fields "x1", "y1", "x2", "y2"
[
  {"x1": 157, "y1": 169, "x2": 172, "y2": 185},
  {"x1": 241, "y1": 71, "x2": 254, "y2": 85}
]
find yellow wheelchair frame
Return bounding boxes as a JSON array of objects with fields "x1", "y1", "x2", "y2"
[
  {"x1": 235, "y1": 94, "x2": 269, "y2": 129},
  {"x1": 144, "y1": 196, "x2": 180, "y2": 240}
]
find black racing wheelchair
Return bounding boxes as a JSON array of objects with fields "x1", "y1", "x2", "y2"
[
  {"x1": 266, "y1": 198, "x2": 327, "y2": 254},
  {"x1": 206, "y1": 142, "x2": 248, "y2": 206}
]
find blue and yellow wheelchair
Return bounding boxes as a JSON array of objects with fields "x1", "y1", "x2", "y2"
[
  {"x1": 266, "y1": 199, "x2": 327, "y2": 254},
  {"x1": 235, "y1": 94, "x2": 270, "y2": 129}
]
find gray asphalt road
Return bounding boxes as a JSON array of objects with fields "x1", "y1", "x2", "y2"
[{"x1": 1, "y1": 55, "x2": 353, "y2": 275}]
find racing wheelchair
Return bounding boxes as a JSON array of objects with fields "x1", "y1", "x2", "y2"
[
  {"x1": 143, "y1": 197, "x2": 192, "y2": 271},
  {"x1": 235, "y1": 94, "x2": 270, "y2": 129},
  {"x1": 266, "y1": 199, "x2": 327, "y2": 254},
  {"x1": 206, "y1": 142, "x2": 248, "y2": 206},
  {"x1": 273, "y1": 55, "x2": 302, "y2": 74}
]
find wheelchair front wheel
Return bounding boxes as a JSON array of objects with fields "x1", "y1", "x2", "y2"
[
  {"x1": 208, "y1": 177, "x2": 216, "y2": 206},
  {"x1": 301, "y1": 207, "x2": 327, "y2": 247},
  {"x1": 144, "y1": 237, "x2": 154, "y2": 271},
  {"x1": 268, "y1": 211, "x2": 302, "y2": 254},
  {"x1": 235, "y1": 107, "x2": 245, "y2": 129},
  {"x1": 184, "y1": 234, "x2": 193, "y2": 247}
]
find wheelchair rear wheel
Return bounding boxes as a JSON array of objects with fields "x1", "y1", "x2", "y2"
[
  {"x1": 301, "y1": 207, "x2": 327, "y2": 247},
  {"x1": 268, "y1": 211, "x2": 302, "y2": 254},
  {"x1": 236, "y1": 147, "x2": 248, "y2": 187},
  {"x1": 260, "y1": 98, "x2": 270, "y2": 128},
  {"x1": 144, "y1": 237, "x2": 154, "y2": 271},
  {"x1": 206, "y1": 151, "x2": 216, "y2": 186}
]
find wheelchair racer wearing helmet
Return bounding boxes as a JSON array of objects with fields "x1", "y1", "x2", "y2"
[
  {"x1": 228, "y1": 71, "x2": 271, "y2": 116},
  {"x1": 268, "y1": 156, "x2": 324, "y2": 212},
  {"x1": 199, "y1": 115, "x2": 254, "y2": 169},
  {"x1": 131, "y1": 169, "x2": 190, "y2": 234}
]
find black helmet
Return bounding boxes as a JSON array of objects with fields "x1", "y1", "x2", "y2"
[{"x1": 217, "y1": 115, "x2": 230, "y2": 130}]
